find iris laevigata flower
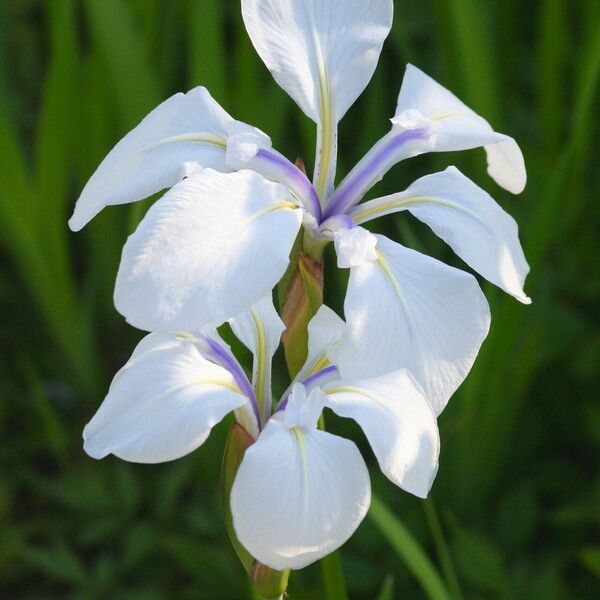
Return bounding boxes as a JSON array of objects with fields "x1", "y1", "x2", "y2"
[
  {"x1": 69, "y1": 0, "x2": 529, "y2": 412},
  {"x1": 71, "y1": 0, "x2": 532, "y2": 585},
  {"x1": 84, "y1": 298, "x2": 440, "y2": 569}
]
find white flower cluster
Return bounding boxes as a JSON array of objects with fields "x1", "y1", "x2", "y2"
[{"x1": 71, "y1": 0, "x2": 530, "y2": 572}]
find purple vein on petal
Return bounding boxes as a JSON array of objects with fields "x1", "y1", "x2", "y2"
[
  {"x1": 323, "y1": 128, "x2": 431, "y2": 220},
  {"x1": 255, "y1": 148, "x2": 322, "y2": 221},
  {"x1": 202, "y1": 336, "x2": 261, "y2": 427}
]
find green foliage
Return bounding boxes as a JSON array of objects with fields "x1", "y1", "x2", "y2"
[
  {"x1": 370, "y1": 495, "x2": 452, "y2": 600},
  {"x1": 0, "y1": 0, "x2": 597, "y2": 598}
]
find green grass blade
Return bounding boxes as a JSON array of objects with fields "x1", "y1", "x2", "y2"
[
  {"x1": 321, "y1": 551, "x2": 349, "y2": 600},
  {"x1": 187, "y1": 0, "x2": 227, "y2": 100},
  {"x1": 83, "y1": 0, "x2": 162, "y2": 129},
  {"x1": 538, "y1": 0, "x2": 567, "y2": 150},
  {"x1": 0, "y1": 98, "x2": 99, "y2": 396},
  {"x1": 77, "y1": 53, "x2": 128, "y2": 318},
  {"x1": 375, "y1": 575, "x2": 395, "y2": 600},
  {"x1": 34, "y1": 0, "x2": 86, "y2": 323},
  {"x1": 82, "y1": 0, "x2": 164, "y2": 252},
  {"x1": 369, "y1": 494, "x2": 452, "y2": 600},
  {"x1": 437, "y1": 0, "x2": 499, "y2": 122},
  {"x1": 423, "y1": 500, "x2": 464, "y2": 600}
]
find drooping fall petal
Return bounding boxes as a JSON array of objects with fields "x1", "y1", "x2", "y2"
[
  {"x1": 333, "y1": 231, "x2": 491, "y2": 415},
  {"x1": 350, "y1": 166, "x2": 531, "y2": 302},
  {"x1": 114, "y1": 169, "x2": 303, "y2": 332},
  {"x1": 69, "y1": 87, "x2": 270, "y2": 230},
  {"x1": 231, "y1": 386, "x2": 370, "y2": 570},
  {"x1": 324, "y1": 370, "x2": 439, "y2": 498},
  {"x1": 84, "y1": 337, "x2": 248, "y2": 463}
]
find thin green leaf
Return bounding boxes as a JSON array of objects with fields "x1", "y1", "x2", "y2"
[
  {"x1": 441, "y1": 0, "x2": 499, "y2": 123},
  {"x1": 423, "y1": 500, "x2": 464, "y2": 600},
  {"x1": 538, "y1": 0, "x2": 567, "y2": 150},
  {"x1": 369, "y1": 494, "x2": 451, "y2": 600},
  {"x1": 321, "y1": 551, "x2": 349, "y2": 600},
  {"x1": 376, "y1": 575, "x2": 395, "y2": 600},
  {"x1": 83, "y1": 0, "x2": 161, "y2": 129},
  {"x1": 187, "y1": 0, "x2": 226, "y2": 100},
  {"x1": 27, "y1": 364, "x2": 69, "y2": 466}
]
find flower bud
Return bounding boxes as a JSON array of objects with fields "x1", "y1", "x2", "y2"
[{"x1": 279, "y1": 250, "x2": 324, "y2": 378}]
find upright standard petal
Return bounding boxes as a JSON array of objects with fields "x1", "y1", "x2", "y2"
[
  {"x1": 395, "y1": 64, "x2": 526, "y2": 193},
  {"x1": 114, "y1": 169, "x2": 303, "y2": 332},
  {"x1": 332, "y1": 232, "x2": 491, "y2": 415},
  {"x1": 350, "y1": 166, "x2": 531, "y2": 302},
  {"x1": 230, "y1": 294, "x2": 286, "y2": 422},
  {"x1": 324, "y1": 370, "x2": 439, "y2": 498},
  {"x1": 242, "y1": 0, "x2": 393, "y2": 195},
  {"x1": 69, "y1": 87, "x2": 270, "y2": 230},
  {"x1": 231, "y1": 386, "x2": 370, "y2": 570},
  {"x1": 83, "y1": 337, "x2": 248, "y2": 463}
]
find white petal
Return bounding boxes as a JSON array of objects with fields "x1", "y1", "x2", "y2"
[
  {"x1": 334, "y1": 227, "x2": 378, "y2": 268},
  {"x1": 225, "y1": 131, "x2": 264, "y2": 165},
  {"x1": 230, "y1": 294, "x2": 286, "y2": 421},
  {"x1": 242, "y1": 0, "x2": 393, "y2": 124},
  {"x1": 351, "y1": 167, "x2": 531, "y2": 302},
  {"x1": 84, "y1": 338, "x2": 248, "y2": 463},
  {"x1": 242, "y1": 0, "x2": 393, "y2": 196},
  {"x1": 484, "y1": 139, "x2": 527, "y2": 194},
  {"x1": 296, "y1": 305, "x2": 346, "y2": 382},
  {"x1": 231, "y1": 421, "x2": 370, "y2": 569},
  {"x1": 283, "y1": 384, "x2": 326, "y2": 430},
  {"x1": 395, "y1": 64, "x2": 526, "y2": 193},
  {"x1": 333, "y1": 235, "x2": 491, "y2": 415},
  {"x1": 127, "y1": 332, "x2": 190, "y2": 362},
  {"x1": 230, "y1": 294, "x2": 285, "y2": 363},
  {"x1": 324, "y1": 370, "x2": 439, "y2": 498},
  {"x1": 114, "y1": 169, "x2": 303, "y2": 332},
  {"x1": 69, "y1": 87, "x2": 270, "y2": 231},
  {"x1": 226, "y1": 144, "x2": 323, "y2": 220},
  {"x1": 110, "y1": 332, "x2": 195, "y2": 391}
]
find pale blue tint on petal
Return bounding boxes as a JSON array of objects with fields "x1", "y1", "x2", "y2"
[
  {"x1": 202, "y1": 336, "x2": 260, "y2": 427},
  {"x1": 323, "y1": 127, "x2": 432, "y2": 219}
]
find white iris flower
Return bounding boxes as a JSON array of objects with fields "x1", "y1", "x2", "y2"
[
  {"x1": 83, "y1": 299, "x2": 440, "y2": 570},
  {"x1": 71, "y1": 1, "x2": 531, "y2": 429}
]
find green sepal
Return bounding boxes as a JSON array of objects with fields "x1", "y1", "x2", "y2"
[{"x1": 221, "y1": 423, "x2": 290, "y2": 599}]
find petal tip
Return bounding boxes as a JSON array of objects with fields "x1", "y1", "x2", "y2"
[
  {"x1": 82, "y1": 436, "x2": 108, "y2": 460},
  {"x1": 68, "y1": 210, "x2": 85, "y2": 232}
]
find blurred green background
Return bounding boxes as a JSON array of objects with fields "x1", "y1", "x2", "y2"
[{"x1": 0, "y1": 0, "x2": 598, "y2": 598}]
